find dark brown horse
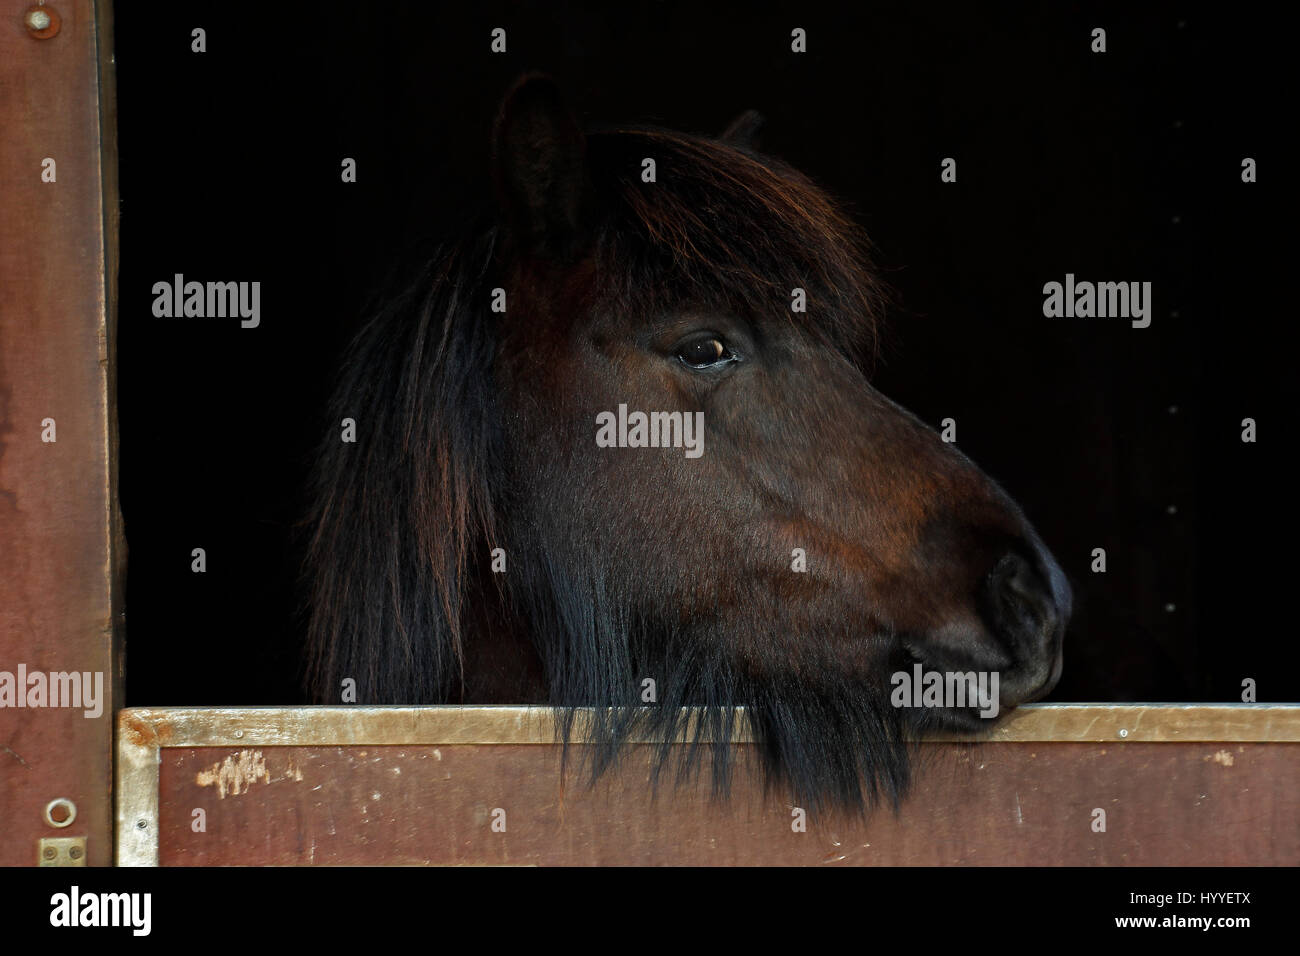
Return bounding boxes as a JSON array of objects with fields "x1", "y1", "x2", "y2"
[{"x1": 303, "y1": 75, "x2": 1070, "y2": 812}]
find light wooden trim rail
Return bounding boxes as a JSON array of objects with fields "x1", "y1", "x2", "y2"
[{"x1": 115, "y1": 703, "x2": 1300, "y2": 866}]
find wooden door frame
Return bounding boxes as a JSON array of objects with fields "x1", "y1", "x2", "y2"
[{"x1": 0, "y1": 0, "x2": 122, "y2": 867}]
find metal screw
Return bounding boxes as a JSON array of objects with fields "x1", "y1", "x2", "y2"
[
  {"x1": 234, "y1": 729, "x2": 244, "y2": 738},
  {"x1": 68, "y1": 846, "x2": 83, "y2": 860},
  {"x1": 42, "y1": 846, "x2": 57, "y2": 860},
  {"x1": 136, "y1": 819, "x2": 148, "y2": 830},
  {"x1": 1119, "y1": 728, "x2": 1129, "y2": 738}
]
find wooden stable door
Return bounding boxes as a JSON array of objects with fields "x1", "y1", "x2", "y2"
[{"x1": 116, "y1": 704, "x2": 1300, "y2": 866}]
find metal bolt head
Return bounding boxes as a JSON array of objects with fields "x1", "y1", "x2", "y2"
[
  {"x1": 69, "y1": 846, "x2": 83, "y2": 860},
  {"x1": 42, "y1": 845, "x2": 57, "y2": 860},
  {"x1": 24, "y1": 4, "x2": 61, "y2": 38}
]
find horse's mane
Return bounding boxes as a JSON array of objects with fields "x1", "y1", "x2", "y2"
[
  {"x1": 303, "y1": 126, "x2": 916, "y2": 813},
  {"x1": 302, "y1": 227, "x2": 504, "y2": 704}
]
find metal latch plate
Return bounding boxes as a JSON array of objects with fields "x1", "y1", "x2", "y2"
[{"x1": 39, "y1": 837, "x2": 86, "y2": 866}]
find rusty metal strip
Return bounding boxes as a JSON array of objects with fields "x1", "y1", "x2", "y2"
[
  {"x1": 96, "y1": 0, "x2": 128, "y2": 867},
  {"x1": 119, "y1": 703, "x2": 1300, "y2": 749},
  {"x1": 981, "y1": 703, "x2": 1300, "y2": 743},
  {"x1": 115, "y1": 714, "x2": 158, "y2": 866},
  {"x1": 94, "y1": 0, "x2": 126, "y2": 716}
]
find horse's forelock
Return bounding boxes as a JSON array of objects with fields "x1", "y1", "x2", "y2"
[{"x1": 588, "y1": 128, "x2": 888, "y2": 367}]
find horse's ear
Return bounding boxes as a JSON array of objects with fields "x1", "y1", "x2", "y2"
[
  {"x1": 492, "y1": 74, "x2": 591, "y2": 256},
  {"x1": 718, "y1": 109, "x2": 765, "y2": 149}
]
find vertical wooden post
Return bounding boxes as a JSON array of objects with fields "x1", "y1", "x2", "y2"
[{"x1": 0, "y1": 0, "x2": 121, "y2": 867}]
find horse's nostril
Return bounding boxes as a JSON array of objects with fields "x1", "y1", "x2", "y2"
[
  {"x1": 987, "y1": 551, "x2": 1060, "y2": 646},
  {"x1": 981, "y1": 547, "x2": 1070, "y2": 704}
]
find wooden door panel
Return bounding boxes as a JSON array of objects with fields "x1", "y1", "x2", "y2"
[{"x1": 121, "y1": 704, "x2": 1300, "y2": 866}]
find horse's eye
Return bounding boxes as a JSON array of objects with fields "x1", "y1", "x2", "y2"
[{"x1": 676, "y1": 337, "x2": 734, "y2": 369}]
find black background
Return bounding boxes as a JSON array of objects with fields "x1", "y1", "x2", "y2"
[
  {"x1": 112, "y1": 1, "x2": 1292, "y2": 705},
  {"x1": 5, "y1": 864, "x2": 1287, "y2": 942}
]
